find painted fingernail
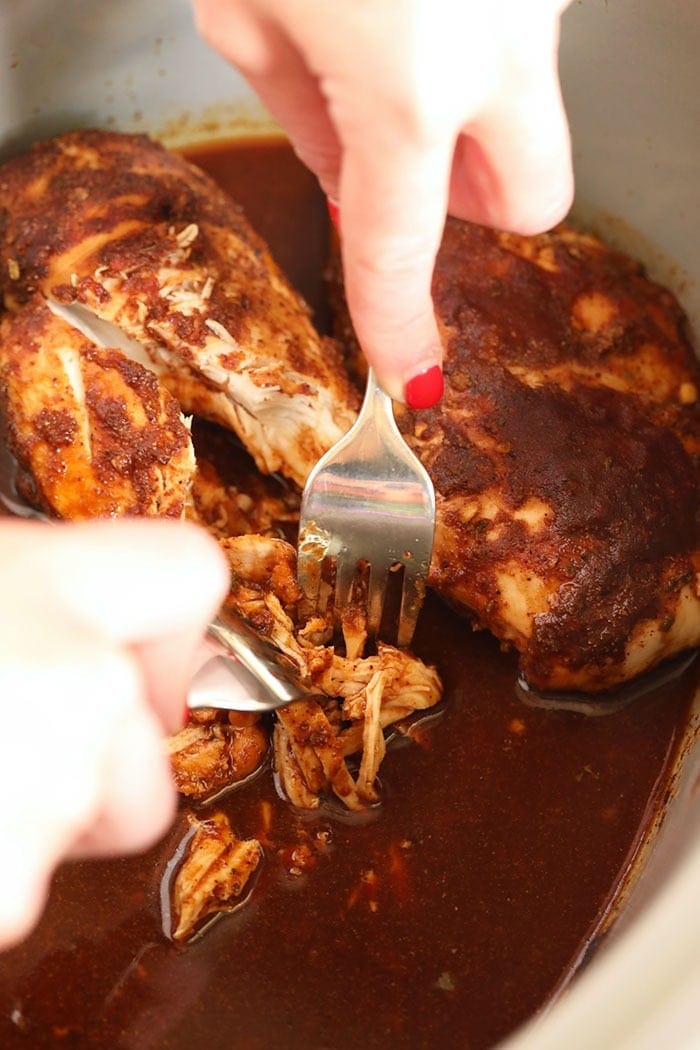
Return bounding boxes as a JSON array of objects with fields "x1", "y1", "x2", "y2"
[
  {"x1": 327, "y1": 197, "x2": 340, "y2": 233},
  {"x1": 405, "y1": 365, "x2": 444, "y2": 409},
  {"x1": 181, "y1": 703, "x2": 190, "y2": 730}
]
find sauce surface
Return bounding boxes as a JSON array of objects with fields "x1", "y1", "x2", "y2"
[{"x1": 0, "y1": 137, "x2": 695, "y2": 1050}]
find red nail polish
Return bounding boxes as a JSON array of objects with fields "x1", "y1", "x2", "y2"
[
  {"x1": 327, "y1": 197, "x2": 340, "y2": 233},
  {"x1": 405, "y1": 365, "x2": 444, "y2": 409},
  {"x1": 181, "y1": 703, "x2": 191, "y2": 729}
]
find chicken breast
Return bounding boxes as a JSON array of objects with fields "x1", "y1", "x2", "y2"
[
  {"x1": 394, "y1": 221, "x2": 700, "y2": 692},
  {"x1": 0, "y1": 129, "x2": 358, "y2": 488},
  {"x1": 0, "y1": 296, "x2": 194, "y2": 519}
]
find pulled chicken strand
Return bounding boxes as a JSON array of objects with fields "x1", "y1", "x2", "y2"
[
  {"x1": 170, "y1": 811, "x2": 262, "y2": 942},
  {"x1": 218, "y1": 534, "x2": 443, "y2": 811}
]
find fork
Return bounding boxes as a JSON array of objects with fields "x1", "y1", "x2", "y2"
[
  {"x1": 297, "y1": 368, "x2": 435, "y2": 648},
  {"x1": 187, "y1": 610, "x2": 312, "y2": 713}
]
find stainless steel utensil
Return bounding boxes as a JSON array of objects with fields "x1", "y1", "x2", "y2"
[
  {"x1": 0, "y1": 437, "x2": 308, "y2": 713},
  {"x1": 187, "y1": 611, "x2": 310, "y2": 713},
  {"x1": 297, "y1": 369, "x2": 435, "y2": 648}
]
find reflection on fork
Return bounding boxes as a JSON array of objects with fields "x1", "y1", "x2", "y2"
[{"x1": 297, "y1": 369, "x2": 436, "y2": 649}]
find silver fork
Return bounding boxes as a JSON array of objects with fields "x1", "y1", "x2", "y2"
[{"x1": 297, "y1": 369, "x2": 435, "y2": 648}]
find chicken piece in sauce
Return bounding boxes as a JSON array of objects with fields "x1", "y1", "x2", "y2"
[
  {"x1": 0, "y1": 297, "x2": 194, "y2": 519},
  {"x1": 0, "y1": 129, "x2": 359, "y2": 489},
  {"x1": 331, "y1": 222, "x2": 700, "y2": 693},
  {"x1": 169, "y1": 811, "x2": 262, "y2": 942},
  {"x1": 166, "y1": 707, "x2": 269, "y2": 801}
]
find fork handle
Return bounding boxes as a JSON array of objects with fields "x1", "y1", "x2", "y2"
[{"x1": 357, "y1": 368, "x2": 401, "y2": 436}]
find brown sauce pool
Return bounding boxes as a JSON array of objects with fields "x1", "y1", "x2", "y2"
[{"x1": 0, "y1": 137, "x2": 696, "y2": 1050}]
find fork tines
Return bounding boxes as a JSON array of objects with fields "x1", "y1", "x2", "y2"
[{"x1": 297, "y1": 370, "x2": 435, "y2": 650}]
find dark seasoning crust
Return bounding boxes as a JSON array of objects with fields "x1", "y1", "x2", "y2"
[
  {"x1": 398, "y1": 219, "x2": 700, "y2": 684},
  {"x1": 0, "y1": 130, "x2": 350, "y2": 388},
  {"x1": 0, "y1": 297, "x2": 192, "y2": 517}
]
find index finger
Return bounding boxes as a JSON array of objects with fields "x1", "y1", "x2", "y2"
[{"x1": 338, "y1": 133, "x2": 452, "y2": 406}]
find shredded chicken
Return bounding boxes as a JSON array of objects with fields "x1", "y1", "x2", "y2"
[
  {"x1": 170, "y1": 565, "x2": 433, "y2": 931},
  {"x1": 164, "y1": 528, "x2": 441, "y2": 947},
  {"x1": 218, "y1": 535, "x2": 443, "y2": 810},
  {"x1": 166, "y1": 708, "x2": 269, "y2": 801},
  {"x1": 170, "y1": 811, "x2": 262, "y2": 942},
  {"x1": 275, "y1": 699, "x2": 364, "y2": 809}
]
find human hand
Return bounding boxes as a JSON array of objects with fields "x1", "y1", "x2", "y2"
[
  {"x1": 194, "y1": 0, "x2": 574, "y2": 406},
  {"x1": 0, "y1": 519, "x2": 228, "y2": 949}
]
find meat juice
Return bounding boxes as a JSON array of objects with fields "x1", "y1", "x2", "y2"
[{"x1": 0, "y1": 137, "x2": 695, "y2": 1050}]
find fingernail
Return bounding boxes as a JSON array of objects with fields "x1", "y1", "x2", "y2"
[
  {"x1": 327, "y1": 197, "x2": 340, "y2": 233},
  {"x1": 181, "y1": 703, "x2": 190, "y2": 730},
  {"x1": 405, "y1": 365, "x2": 444, "y2": 409}
]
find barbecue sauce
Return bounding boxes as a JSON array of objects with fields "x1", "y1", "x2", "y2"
[{"x1": 0, "y1": 136, "x2": 695, "y2": 1050}]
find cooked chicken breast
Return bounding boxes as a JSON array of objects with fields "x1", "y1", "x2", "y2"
[
  {"x1": 0, "y1": 296, "x2": 194, "y2": 519},
  {"x1": 0, "y1": 129, "x2": 358, "y2": 488},
  {"x1": 393, "y1": 221, "x2": 700, "y2": 692},
  {"x1": 2, "y1": 130, "x2": 694, "y2": 695}
]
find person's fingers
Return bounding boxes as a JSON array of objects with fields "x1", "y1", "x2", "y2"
[
  {"x1": 0, "y1": 519, "x2": 228, "y2": 734},
  {"x1": 71, "y1": 702, "x2": 176, "y2": 857},
  {"x1": 55, "y1": 520, "x2": 229, "y2": 731},
  {"x1": 193, "y1": 0, "x2": 573, "y2": 405},
  {"x1": 37, "y1": 520, "x2": 229, "y2": 645},
  {"x1": 0, "y1": 647, "x2": 165, "y2": 947},
  {"x1": 194, "y1": 0, "x2": 342, "y2": 196},
  {"x1": 448, "y1": 30, "x2": 573, "y2": 233},
  {"x1": 338, "y1": 135, "x2": 452, "y2": 405}
]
